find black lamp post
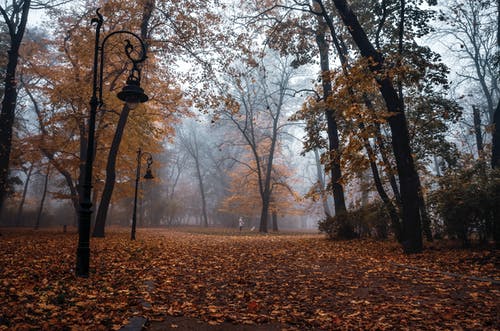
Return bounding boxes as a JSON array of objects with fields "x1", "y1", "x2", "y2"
[
  {"x1": 131, "y1": 148, "x2": 154, "y2": 240},
  {"x1": 76, "y1": 9, "x2": 149, "y2": 278}
]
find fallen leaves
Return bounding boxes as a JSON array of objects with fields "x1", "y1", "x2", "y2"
[{"x1": 0, "y1": 229, "x2": 498, "y2": 330}]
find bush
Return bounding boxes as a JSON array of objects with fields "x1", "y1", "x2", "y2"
[
  {"x1": 318, "y1": 201, "x2": 390, "y2": 240},
  {"x1": 429, "y1": 164, "x2": 500, "y2": 247}
]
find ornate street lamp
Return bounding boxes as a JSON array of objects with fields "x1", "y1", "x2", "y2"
[
  {"x1": 76, "y1": 9, "x2": 149, "y2": 277},
  {"x1": 131, "y1": 148, "x2": 154, "y2": 240}
]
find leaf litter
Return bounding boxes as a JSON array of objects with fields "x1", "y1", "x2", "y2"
[{"x1": 0, "y1": 228, "x2": 498, "y2": 330}]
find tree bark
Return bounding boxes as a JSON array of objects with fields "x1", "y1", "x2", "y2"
[
  {"x1": 92, "y1": 105, "x2": 130, "y2": 237},
  {"x1": 360, "y1": 123, "x2": 402, "y2": 241},
  {"x1": 0, "y1": 1, "x2": 31, "y2": 216},
  {"x1": 272, "y1": 211, "x2": 278, "y2": 232},
  {"x1": 259, "y1": 190, "x2": 270, "y2": 232},
  {"x1": 418, "y1": 185, "x2": 433, "y2": 242},
  {"x1": 314, "y1": 6, "x2": 347, "y2": 215},
  {"x1": 194, "y1": 156, "x2": 209, "y2": 227},
  {"x1": 492, "y1": 0, "x2": 500, "y2": 169},
  {"x1": 35, "y1": 164, "x2": 50, "y2": 230},
  {"x1": 332, "y1": 0, "x2": 422, "y2": 253},
  {"x1": 493, "y1": 101, "x2": 500, "y2": 169},
  {"x1": 313, "y1": 148, "x2": 332, "y2": 217},
  {"x1": 92, "y1": 0, "x2": 154, "y2": 237},
  {"x1": 15, "y1": 163, "x2": 34, "y2": 226},
  {"x1": 473, "y1": 105, "x2": 484, "y2": 158}
]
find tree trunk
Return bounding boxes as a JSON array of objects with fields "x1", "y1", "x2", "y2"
[
  {"x1": 361, "y1": 125, "x2": 402, "y2": 242},
  {"x1": 0, "y1": 50, "x2": 19, "y2": 217},
  {"x1": 473, "y1": 105, "x2": 484, "y2": 158},
  {"x1": 272, "y1": 211, "x2": 278, "y2": 232},
  {"x1": 332, "y1": 0, "x2": 422, "y2": 253},
  {"x1": 35, "y1": 164, "x2": 50, "y2": 230},
  {"x1": 360, "y1": 170, "x2": 369, "y2": 207},
  {"x1": 92, "y1": 105, "x2": 130, "y2": 237},
  {"x1": 398, "y1": 1, "x2": 431, "y2": 243},
  {"x1": 259, "y1": 190, "x2": 270, "y2": 232},
  {"x1": 493, "y1": 0, "x2": 500, "y2": 169},
  {"x1": 0, "y1": 0, "x2": 31, "y2": 217},
  {"x1": 195, "y1": 157, "x2": 209, "y2": 227},
  {"x1": 317, "y1": 0, "x2": 404, "y2": 239},
  {"x1": 313, "y1": 149, "x2": 332, "y2": 217},
  {"x1": 43, "y1": 150, "x2": 79, "y2": 217},
  {"x1": 25, "y1": 83, "x2": 80, "y2": 220},
  {"x1": 433, "y1": 155, "x2": 442, "y2": 176},
  {"x1": 15, "y1": 163, "x2": 33, "y2": 226},
  {"x1": 93, "y1": 0, "x2": 154, "y2": 237},
  {"x1": 374, "y1": 122, "x2": 402, "y2": 206},
  {"x1": 418, "y1": 185, "x2": 433, "y2": 242},
  {"x1": 314, "y1": 8, "x2": 347, "y2": 215},
  {"x1": 492, "y1": 98, "x2": 500, "y2": 168}
]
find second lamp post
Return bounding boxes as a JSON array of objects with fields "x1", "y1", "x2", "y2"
[{"x1": 131, "y1": 148, "x2": 154, "y2": 240}]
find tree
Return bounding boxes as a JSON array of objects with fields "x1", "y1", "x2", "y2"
[
  {"x1": 93, "y1": 0, "x2": 155, "y2": 237},
  {"x1": 34, "y1": 161, "x2": 50, "y2": 230},
  {"x1": 177, "y1": 121, "x2": 211, "y2": 227},
  {"x1": 0, "y1": 0, "x2": 69, "y2": 218},
  {"x1": 217, "y1": 52, "x2": 299, "y2": 232},
  {"x1": 0, "y1": 0, "x2": 31, "y2": 217},
  {"x1": 437, "y1": 0, "x2": 499, "y2": 167},
  {"x1": 19, "y1": 2, "x2": 185, "y2": 232},
  {"x1": 313, "y1": 2, "x2": 347, "y2": 216},
  {"x1": 331, "y1": 0, "x2": 423, "y2": 253},
  {"x1": 491, "y1": 0, "x2": 500, "y2": 169}
]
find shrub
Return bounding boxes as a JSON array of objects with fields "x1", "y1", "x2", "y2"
[
  {"x1": 429, "y1": 164, "x2": 500, "y2": 247},
  {"x1": 318, "y1": 201, "x2": 390, "y2": 240}
]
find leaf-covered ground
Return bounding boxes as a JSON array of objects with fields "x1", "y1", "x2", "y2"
[{"x1": 0, "y1": 228, "x2": 498, "y2": 330}]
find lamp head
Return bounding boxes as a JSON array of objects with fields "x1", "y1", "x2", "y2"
[
  {"x1": 143, "y1": 168, "x2": 154, "y2": 179},
  {"x1": 117, "y1": 78, "x2": 149, "y2": 109},
  {"x1": 117, "y1": 66, "x2": 148, "y2": 108}
]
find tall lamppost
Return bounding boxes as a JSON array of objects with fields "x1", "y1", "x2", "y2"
[
  {"x1": 76, "y1": 9, "x2": 149, "y2": 278},
  {"x1": 131, "y1": 148, "x2": 154, "y2": 240}
]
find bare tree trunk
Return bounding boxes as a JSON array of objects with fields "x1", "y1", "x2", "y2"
[
  {"x1": 374, "y1": 122, "x2": 402, "y2": 205},
  {"x1": 259, "y1": 190, "x2": 270, "y2": 232},
  {"x1": 92, "y1": 105, "x2": 130, "y2": 237},
  {"x1": 418, "y1": 185, "x2": 433, "y2": 242},
  {"x1": 313, "y1": 149, "x2": 332, "y2": 217},
  {"x1": 15, "y1": 163, "x2": 34, "y2": 226},
  {"x1": 272, "y1": 211, "x2": 278, "y2": 232},
  {"x1": 360, "y1": 170, "x2": 369, "y2": 207},
  {"x1": 473, "y1": 105, "x2": 484, "y2": 157},
  {"x1": 35, "y1": 164, "x2": 50, "y2": 230},
  {"x1": 433, "y1": 155, "x2": 442, "y2": 176},
  {"x1": 492, "y1": 0, "x2": 500, "y2": 170},
  {"x1": 360, "y1": 124, "x2": 402, "y2": 242},
  {"x1": 492, "y1": 101, "x2": 500, "y2": 169},
  {"x1": 194, "y1": 157, "x2": 209, "y2": 227}
]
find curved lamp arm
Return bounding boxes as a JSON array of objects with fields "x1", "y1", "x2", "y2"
[
  {"x1": 91, "y1": 8, "x2": 148, "y2": 106},
  {"x1": 99, "y1": 30, "x2": 147, "y2": 104}
]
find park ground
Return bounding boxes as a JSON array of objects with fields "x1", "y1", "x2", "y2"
[{"x1": 0, "y1": 227, "x2": 498, "y2": 330}]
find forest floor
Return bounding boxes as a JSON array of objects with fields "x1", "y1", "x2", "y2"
[{"x1": 0, "y1": 227, "x2": 498, "y2": 330}]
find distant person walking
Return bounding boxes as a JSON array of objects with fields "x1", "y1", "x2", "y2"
[{"x1": 239, "y1": 216, "x2": 244, "y2": 232}]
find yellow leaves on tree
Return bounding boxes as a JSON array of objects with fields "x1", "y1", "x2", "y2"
[
  {"x1": 18, "y1": 1, "x2": 190, "y2": 209},
  {"x1": 220, "y1": 143, "x2": 304, "y2": 220}
]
